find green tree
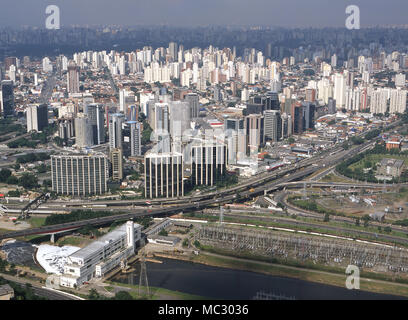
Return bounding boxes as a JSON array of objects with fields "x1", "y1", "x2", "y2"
[
  {"x1": 114, "y1": 291, "x2": 134, "y2": 300},
  {"x1": 0, "y1": 169, "x2": 11, "y2": 182},
  {"x1": 323, "y1": 213, "x2": 330, "y2": 222}
]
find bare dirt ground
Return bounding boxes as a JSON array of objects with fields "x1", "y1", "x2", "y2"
[{"x1": 0, "y1": 216, "x2": 31, "y2": 231}]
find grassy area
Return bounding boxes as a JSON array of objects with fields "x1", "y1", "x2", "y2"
[
  {"x1": 106, "y1": 281, "x2": 208, "y2": 300},
  {"x1": 350, "y1": 154, "x2": 408, "y2": 170},
  {"x1": 57, "y1": 236, "x2": 91, "y2": 247},
  {"x1": 191, "y1": 247, "x2": 408, "y2": 298},
  {"x1": 28, "y1": 217, "x2": 46, "y2": 228},
  {"x1": 321, "y1": 173, "x2": 352, "y2": 183}
]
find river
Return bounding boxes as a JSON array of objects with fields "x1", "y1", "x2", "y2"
[{"x1": 112, "y1": 258, "x2": 406, "y2": 300}]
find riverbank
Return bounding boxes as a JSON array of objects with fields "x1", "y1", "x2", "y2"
[{"x1": 152, "y1": 250, "x2": 408, "y2": 298}]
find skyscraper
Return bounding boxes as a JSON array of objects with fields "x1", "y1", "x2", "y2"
[
  {"x1": 245, "y1": 114, "x2": 264, "y2": 155},
  {"x1": 26, "y1": 104, "x2": 48, "y2": 133},
  {"x1": 190, "y1": 141, "x2": 227, "y2": 186},
  {"x1": 168, "y1": 42, "x2": 178, "y2": 62},
  {"x1": 302, "y1": 102, "x2": 316, "y2": 130},
  {"x1": 84, "y1": 104, "x2": 105, "y2": 145},
  {"x1": 184, "y1": 93, "x2": 200, "y2": 119},
  {"x1": 144, "y1": 151, "x2": 184, "y2": 199},
  {"x1": 334, "y1": 73, "x2": 346, "y2": 109},
  {"x1": 51, "y1": 153, "x2": 109, "y2": 196},
  {"x1": 131, "y1": 121, "x2": 142, "y2": 157},
  {"x1": 109, "y1": 113, "x2": 125, "y2": 150},
  {"x1": 110, "y1": 148, "x2": 123, "y2": 181},
  {"x1": 74, "y1": 114, "x2": 93, "y2": 148},
  {"x1": 264, "y1": 110, "x2": 282, "y2": 142},
  {"x1": 67, "y1": 61, "x2": 80, "y2": 94},
  {"x1": 1, "y1": 80, "x2": 14, "y2": 117}
]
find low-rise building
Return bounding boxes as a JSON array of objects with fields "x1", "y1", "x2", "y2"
[
  {"x1": 60, "y1": 221, "x2": 142, "y2": 288},
  {"x1": 377, "y1": 158, "x2": 405, "y2": 178}
]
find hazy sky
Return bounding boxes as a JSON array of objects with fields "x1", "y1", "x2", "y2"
[{"x1": 1, "y1": 0, "x2": 407, "y2": 28}]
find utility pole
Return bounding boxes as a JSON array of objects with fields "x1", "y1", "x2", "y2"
[{"x1": 138, "y1": 238, "x2": 150, "y2": 298}]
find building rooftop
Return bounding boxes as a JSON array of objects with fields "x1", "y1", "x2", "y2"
[
  {"x1": 380, "y1": 158, "x2": 404, "y2": 168},
  {"x1": 69, "y1": 223, "x2": 140, "y2": 261}
]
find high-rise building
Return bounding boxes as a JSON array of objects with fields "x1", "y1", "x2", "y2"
[
  {"x1": 302, "y1": 102, "x2": 316, "y2": 130},
  {"x1": 292, "y1": 105, "x2": 304, "y2": 134},
  {"x1": 168, "y1": 42, "x2": 178, "y2": 62},
  {"x1": 109, "y1": 113, "x2": 125, "y2": 150},
  {"x1": 129, "y1": 121, "x2": 142, "y2": 157},
  {"x1": 84, "y1": 104, "x2": 105, "y2": 145},
  {"x1": 51, "y1": 153, "x2": 109, "y2": 196},
  {"x1": 169, "y1": 101, "x2": 191, "y2": 142},
  {"x1": 245, "y1": 114, "x2": 264, "y2": 155},
  {"x1": 144, "y1": 152, "x2": 184, "y2": 198},
  {"x1": 74, "y1": 114, "x2": 93, "y2": 148},
  {"x1": 328, "y1": 98, "x2": 337, "y2": 114},
  {"x1": 264, "y1": 110, "x2": 282, "y2": 142},
  {"x1": 190, "y1": 141, "x2": 227, "y2": 186},
  {"x1": 396, "y1": 73, "x2": 406, "y2": 88},
  {"x1": 26, "y1": 104, "x2": 48, "y2": 132},
  {"x1": 184, "y1": 93, "x2": 200, "y2": 119},
  {"x1": 110, "y1": 148, "x2": 123, "y2": 181},
  {"x1": 1, "y1": 80, "x2": 14, "y2": 117},
  {"x1": 67, "y1": 61, "x2": 80, "y2": 94},
  {"x1": 334, "y1": 73, "x2": 346, "y2": 109},
  {"x1": 58, "y1": 118, "x2": 75, "y2": 141},
  {"x1": 390, "y1": 89, "x2": 407, "y2": 114}
]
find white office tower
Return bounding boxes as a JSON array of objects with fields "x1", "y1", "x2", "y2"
[
  {"x1": 390, "y1": 89, "x2": 407, "y2": 114},
  {"x1": 109, "y1": 113, "x2": 125, "y2": 150},
  {"x1": 34, "y1": 73, "x2": 38, "y2": 86},
  {"x1": 334, "y1": 73, "x2": 346, "y2": 109},
  {"x1": 331, "y1": 54, "x2": 337, "y2": 68},
  {"x1": 119, "y1": 89, "x2": 130, "y2": 112},
  {"x1": 60, "y1": 221, "x2": 142, "y2": 288},
  {"x1": 185, "y1": 93, "x2": 200, "y2": 119},
  {"x1": 51, "y1": 153, "x2": 109, "y2": 196},
  {"x1": 317, "y1": 78, "x2": 333, "y2": 104},
  {"x1": 241, "y1": 88, "x2": 249, "y2": 102},
  {"x1": 129, "y1": 121, "x2": 142, "y2": 157},
  {"x1": 345, "y1": 88, "x2": 362, "y2": 111},
  {"x1": 8, "y1": 65, "x2": 16, "y2": 84},
  {"x1": 74, "y1": 114, "x2": 93, "y2": 148},
  {"x1": 170, "y1": 101, "x2": 191, "y2": 141},
  {"x1": 270, "y1": 79, "x2": 281, "y2": 93},
  {"x1": 190, "y1": 140, "x2": 227, "y2": 186},
  {"x1": 26, "y1": 104, "x2": 48, "y2": 133},
  {"x1": 321, "y1": 62, "x2": 332, "y2": 77},
  {"x1": 140, "y1": 91, "x2": 155, "y2": 116},
  {"x1": 42, "y1": 57, "x2": 53, "y2": 73},
  {"x1": 362, "y1": 71, "x2": 370, "y2": 84},
  {"x1": 144, "y1": 152, "x2": 184, "y2": 198},
  {"x1": 119, "y1": 56, "x2": 126, "y2": 75},
  {"x1": 370, "y1": 89, "x2": 388, "y2": 114},
  {"x1": 396, "y1": 73, "x2": 406, "y2": 88}
]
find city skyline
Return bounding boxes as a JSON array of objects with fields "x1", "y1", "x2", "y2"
[{"x1": 1, "y1": 0, "x2": 408, "y2": 28}]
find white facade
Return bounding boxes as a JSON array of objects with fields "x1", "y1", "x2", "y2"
[{"x1": 60, "y1": 222, "x2": 142, "y2": 288}]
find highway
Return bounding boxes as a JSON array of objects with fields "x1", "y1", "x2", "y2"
[
  {"x1": 0, "y1": 137, "x2": 380, "y2": 240},
  {"x1": 0, "y1": 120, "x2": 403, "y2": 242}
]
